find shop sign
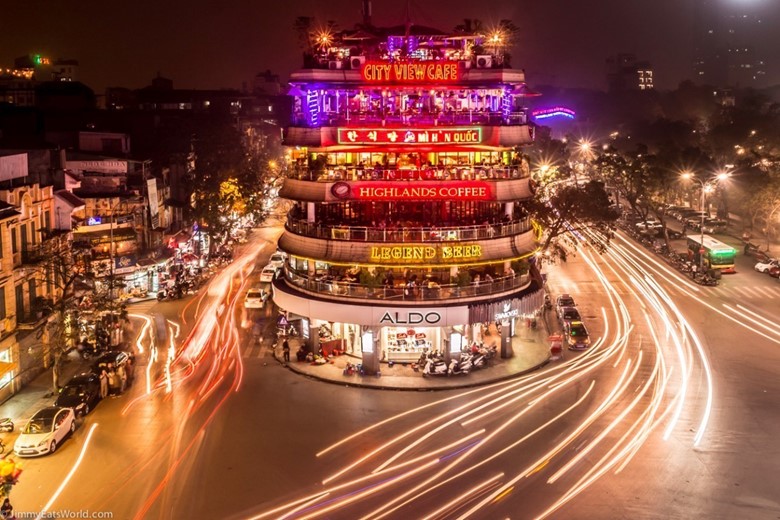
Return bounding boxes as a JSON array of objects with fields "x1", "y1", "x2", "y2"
[
  {"x1": 494, "y1": 302, "x2": 519, "y2": 321},
  {"x1": 337, "y1": 128, "x2": 481, "y2": 146},
  {"x1": 361, "y1": 61, "x2": 460, "y2": 83},
  {"x1": 379, "y1": 311, "x2": 442, "y2": 325},
  {"x1": 370, "y1": 244, "x2": 482, "y2": 263},
  {"x1": 330, "y1": 181, "x2": 492, "y2": 201},
  {"x1": 87, "y1": 216, "x2": 103, "y2": 226}
]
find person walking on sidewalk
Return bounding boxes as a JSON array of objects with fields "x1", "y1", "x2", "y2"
[
  {"x1": 99, "y1": 369, "x2": 108, "y2": 399},
  {"x1": 282, "y1": 339, "x2": 290, "y2": 363},
  {"x1": 117, "y1": 364, "x2": 127, "y2": 394}
]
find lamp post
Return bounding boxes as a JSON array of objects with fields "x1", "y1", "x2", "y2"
[{"x1": 681, "y1": 171, "x2": 730, "y2": 272}]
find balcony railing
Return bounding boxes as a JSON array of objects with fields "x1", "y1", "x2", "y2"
[
  {"x1": 291, "y1": 111, "x2": 528, "y2": 128},
  {"x1": 285, "y1": 217, "x2": 533, "y2": 243},
  {"x1": 289, "y1": 165, "x2": 526, "y2": 182},
  {"x1": 282, "y1": 269, "x2": 531, "y2": 303}
]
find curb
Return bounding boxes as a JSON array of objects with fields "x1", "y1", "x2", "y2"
[{"x1": 272, "y1": 349, "x2": 551, "y2": 392}]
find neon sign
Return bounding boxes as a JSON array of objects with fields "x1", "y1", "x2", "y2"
[
  {"x1": 531, "y1": 107, "x2": 576, "y2": 120},
  {"x1": 361, "y1": 61, "x2": 459, "y2": 83},
  {"x1": 369, "y1": 244, "x2": 482, "y2": 263},
  {"x1": 87, "y1": 216, "x2": 103, "y2": 226},
  {"x1": 330, "y1": 181, "x2": 493, "y2": 201},
  {"x1": 337, "y1": 128, "x2": 481, "y2": 146}
]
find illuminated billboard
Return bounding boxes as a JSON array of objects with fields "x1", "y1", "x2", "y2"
[
  {"x1": 337, "y1": 128, "x2": 481, "y2": 146},
  {"x1": 329, "y1": 181, "x2": 493, "y2": 201},
  {"x1": 361, "y1": 61, "x2": 460, "y2": 83}
]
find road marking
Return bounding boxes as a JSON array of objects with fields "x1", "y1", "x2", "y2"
[
  {"x1": 752, "y1": 286, "x2": 776, "y2": 298},
  {"x1": 243, "y1": 346, "x2": 255, "y2": 359}
]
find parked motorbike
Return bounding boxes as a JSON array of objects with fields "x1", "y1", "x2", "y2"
[
  {"x1": 76, "y1": 341, "x2": 99, "y2": 360},
  {"x1": 448, "y1": 355, "x2": 472, "y2": 376},
  {"x1": 422, "y1": 357, "x2": 448, "y2": 377},
  {"x1": 0, "y1": 417, "x2": 13, "y2": 433}
]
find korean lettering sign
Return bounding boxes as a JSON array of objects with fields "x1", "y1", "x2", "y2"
[{"x1": 337, "y1": 128, "x2": 482, "y2": 146}]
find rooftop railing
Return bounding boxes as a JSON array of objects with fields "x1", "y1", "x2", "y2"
[
  {"x1": 288, "y1": 165, "x2": 526, "y2": 182},
  {"x1": 282, "y1": 269, "x2": 531, "y2": 303},
  {"x1": 291, "y1": 111, "x2": 528, "y2": 128},
  {"x1": 285, "y1": 217, "x2": 533, "y2": 243}
]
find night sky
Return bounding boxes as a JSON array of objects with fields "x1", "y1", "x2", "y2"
[{"x1": 2, "y1": 0, "x2": 778, "y2": 94}]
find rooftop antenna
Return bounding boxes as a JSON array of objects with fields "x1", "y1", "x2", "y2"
[
  {"x1": 361, "y1": 0, "x2": 372, "y2": 26},
  {"x1": 404, "y1": 0, "x2": 412, "y2": 37}
]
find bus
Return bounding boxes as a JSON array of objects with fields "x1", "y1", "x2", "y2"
[{"x1": 686, "y1": 234, "x2": 737, "y2": 273}]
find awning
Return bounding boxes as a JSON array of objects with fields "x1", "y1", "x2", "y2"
[
  {"x1": 0, "y1": 361, "x2": 17, "y2": 381},
  {"x1": 73, "y1": 228, "x2": 137, "y2": 246}
]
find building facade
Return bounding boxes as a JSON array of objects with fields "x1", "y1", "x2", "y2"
[{"x1": 273, "y1": 21, "x2": 544, "y2": 374}]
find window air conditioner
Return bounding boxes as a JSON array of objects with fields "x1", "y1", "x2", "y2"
[
  {"x1": 476, "y1": 55, "x2": 492, "y2": 69},
  {"x1": 328, "y1": 60, "x2": 343, "y2": 70},
  {"x1": 350, "y1": 56, "x2": 366, "y2": 69}
]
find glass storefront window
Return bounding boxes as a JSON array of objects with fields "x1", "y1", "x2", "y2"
[{"x1": 0, "y1": 349, "x2": 12, "y2": 389}]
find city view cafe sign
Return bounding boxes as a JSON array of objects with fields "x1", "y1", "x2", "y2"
[
  {"x1": 328, "y1": 181, "x2": 493, "y2": 202},
  {"x1": 361, "y1": 61, "x2": 461, "y2": 83}
]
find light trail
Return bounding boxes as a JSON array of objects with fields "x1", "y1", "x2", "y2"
[{"x1": 36, "y1": 423, "x2": 99, "y2": 520}]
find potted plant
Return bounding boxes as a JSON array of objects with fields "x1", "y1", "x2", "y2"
[{"x1": 359, "y1": 269, "x2": 382, "y2": 296}]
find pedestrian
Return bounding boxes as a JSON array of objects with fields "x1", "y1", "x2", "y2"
[
  {"x1": 282, "y1": 339, "x2": 290, "y2": 363},
  {"x1": 1, "y1": 498, "x2": 12, "y2": 519},
  {"x1": 117, "y1": 363, "x2": 127, "y2": 394},
  {"x1": 99, "y1": 369, "x2": 108, "y2": 399},
  {"x1": 107, "y1": 364, "x2": 119, "y2": 396},
  {"x1": 125, "y1": 357, "x2": 134, "y2": 385}
]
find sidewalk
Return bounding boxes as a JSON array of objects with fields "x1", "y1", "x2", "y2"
[{"x1": 272, "y1": 323, "x2": 553, "y2": 391}]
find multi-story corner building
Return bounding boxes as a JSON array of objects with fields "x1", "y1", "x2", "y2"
[
  {"x1": 273, "y1": 20, "x2": 545, "y2": 374},
  {"x1": 0, "y1": 151, "x2": 82, "y2": 402}
]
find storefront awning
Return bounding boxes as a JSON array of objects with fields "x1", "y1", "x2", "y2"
[{"x1": 73, "y1": 228, "x2": 137, "y2": 246}]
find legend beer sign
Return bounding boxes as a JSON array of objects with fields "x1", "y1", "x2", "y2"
[
  {"x1": 337, "y1": 128, "x2": 482, "y2": 146},
  {"x1": 362, "y1": 61, "x2": 460, "y2": 83},
  {"x1": 370, "y1": 244, "x2": 483, "y2": 263}
]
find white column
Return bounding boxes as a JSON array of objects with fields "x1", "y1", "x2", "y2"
[{"x1": 307, "y1": 202, "x2": 316, "y2": 223}]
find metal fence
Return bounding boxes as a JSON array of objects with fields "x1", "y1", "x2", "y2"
[
  {"x1": 285, "y1": 218, "x2": 533, "y2": 243},
  {"x1": 283, "y1": 269, "x2": 531, "y2": 302}
]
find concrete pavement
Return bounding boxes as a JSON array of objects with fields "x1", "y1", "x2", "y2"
[{"x1": 271, "y1": 318, "x2": 554, "y2": 391}]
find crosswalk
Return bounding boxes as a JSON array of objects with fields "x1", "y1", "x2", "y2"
[
  {"x1": 242, "y1": 343, "x2": 275, "y2": 360},
  {"x1": 663, "y1": 281, "x2": 780, "y2": 299}
]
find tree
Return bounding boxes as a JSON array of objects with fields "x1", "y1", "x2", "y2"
[
  {"x1": 27, "y1": 235, "x2": 90, "y2": 394},
  {"x1": 528, "y1": 180, "x2": 620, "y2": 257}
]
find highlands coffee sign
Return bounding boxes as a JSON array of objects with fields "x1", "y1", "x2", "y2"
[
  {"x1": 337, "y1": 128, "x2": 482, "y2": 146},
  {"x1": 361, "y1": 61, "x2": 460, "y2": 83},
  {"x1": 329, "y1": 181, "x2": 493, "y2": 201}
]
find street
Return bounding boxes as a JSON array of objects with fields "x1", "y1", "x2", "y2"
[{"x1": 5, "y1": 225, "x2": 780, "y2": 520}]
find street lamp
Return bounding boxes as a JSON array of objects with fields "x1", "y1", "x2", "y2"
[{"x1": 681, "y1": 171, "x2": 730, "y2": 272}]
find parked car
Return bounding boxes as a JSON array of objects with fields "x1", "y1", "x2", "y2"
[
  {"x1": 563, "y1": 321, "x2": 591, "y2": 351},
  {"x1": 701, "y1": 219, "x2": 727, "y2": 234},
  {"x1": 635, "y1": 220, "x2": 662, "y2": 231},
  {"x1": 259, "y1": 266, "x2": 278, "y2": 283},
  {"x1": 244, "y1": 287, "x2": 270, "y2": 309},
  {"x1": 55, "y1": 373, "x2": 101, "y2": 416},
  {"x1": 92, "y1": 350, "x2": 133, "y2": 374},
  {"x1": 754, "y1": 259, "x2": 780, "y2": 275},
  {"x1": 14, "y1": 406, "x2": 76, "y2": 456},
  {"x1": 555, "y1": 294, "x2": 576, "y2": 319},
  {"x1": 558, "y1": 306, "x2": 582, "y2": 324},
  {"x1": 267, "y1": 252, "x2": 286, "y2": 269}
]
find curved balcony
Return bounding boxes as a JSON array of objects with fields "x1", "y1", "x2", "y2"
[
  {"x1": 288, "y1": 165, "x2": 525, "y2": 182},
  {"x1": 278, "y1": 227, "x2": 538, "y2": 265},
  {"x1": 290, "y1": 111, "x2": 528, "y2": 128},
  {"x1": 285, "y1": 217, "x2": 533, "y2": 243},
  {"x1": 279, "y1": 177, "x2": 534, "y2": 203},
  {"x1": 279, "y1": 268, "x2": 532, "y2": 305}
]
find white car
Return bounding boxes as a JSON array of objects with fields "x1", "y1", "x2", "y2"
[
  {"x1": 259, "y1": 266, "x2": 278, "y2": 283},
  {"x1": 244, "y1": 288, "x2": 269, "y2": 309},
  {"x1": 268, "y1": 252, "x2": 286, "y2": 269},
  {"x1": 754, "y1": 259, "x2": 779, "y2": 273},
  {"x1": 15, "y1": 406, "x2": 76, "y2": 457}
]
